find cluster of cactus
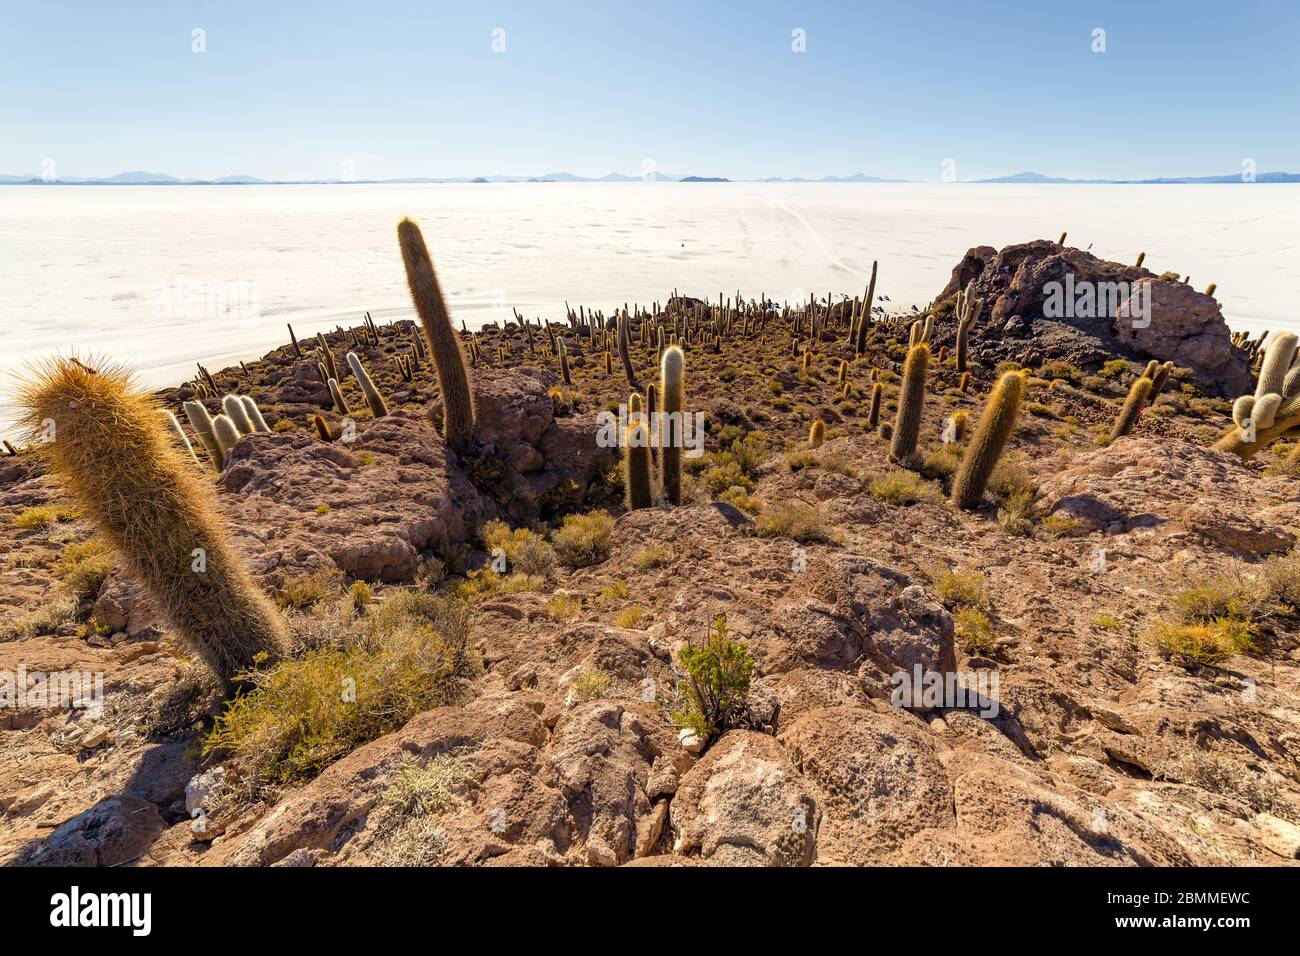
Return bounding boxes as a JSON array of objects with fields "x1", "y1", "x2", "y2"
[
  {"x1": 397, "y1": 217, "x2": 476, "y2": 454},
  {"x1": 951, "y1": 371, "x2": 1024, "y2": 510},
  {"x1": 20, "y1": 358, "x2": 286, "y2": 689},
  {"x1": 1217, "y1": 332, "x2": 1300, "y2": 458}
]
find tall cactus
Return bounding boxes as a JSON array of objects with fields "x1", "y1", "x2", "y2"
[
  {"x1": 853, "y1": 261, "x2": 877, "y2": 355},
  {"x1": 328, "y1": 378, "x2": 350, "y2": 416},
  {"x1": 955, "y1": 289, "x2": 983, "y2": 374},
  {"x1": 557, "y1": 337, "x2": 572, "y2": 385},
  {"x1": 617, "y1": 311, "x2": 637, "y2": 388},
  {"x1": 19, "y1": 358, "x2": 285, "y2": 689},
  {"x1": 951, "y1": 371, "x2": 1024, "y2": 510},
  {"x1": 660, "y1": 345, "x2": 685, "y2": 505},
  {"x1": 346, "y1": 351, "x2": 388, "y2": 418},
  {"x1": 890, "y1": 343, "x2": 930, "y2": 464},
  {"x1": 397, "y1": 217, "x2": 475, "y2": 453}
]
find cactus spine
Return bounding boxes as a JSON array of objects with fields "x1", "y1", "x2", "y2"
[
  {"x1": 1111, "y1": 375, "x2": 1153, "y2": 439},
  {"x1": 19, "y1": 358, "x2": 286, "y2": 689},
  {"x1": 397, "y1": 217, "x2": 476, "y2": 454},
  {"x1": 660, "y1": 345, "x2": 685, "y2": 505},
  {"x1": 951, "y1": 371, "x2": 1024, "y2": 510},
  {"x1": 890, "y1": 343, "x2": 930, "y2": 464},
  {"x1": 346, "y1": 351, "x2": 388, "y2": 418}
]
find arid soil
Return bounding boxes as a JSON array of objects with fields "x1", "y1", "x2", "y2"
[{"x1": 2, "y1": 240, "x2": 1298, "y2": 867}]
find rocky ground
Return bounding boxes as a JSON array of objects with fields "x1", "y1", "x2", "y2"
[{"x1": 2, "y1": 240, "x2": 1298, "y2": 867}]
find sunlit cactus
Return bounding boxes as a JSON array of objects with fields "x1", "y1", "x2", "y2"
[{"x1": 19, "y1": 358, "x2": 286, "y2": 689}]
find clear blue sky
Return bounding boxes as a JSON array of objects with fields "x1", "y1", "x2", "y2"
[{"x1": 2, "y1": 0, "x2": 1297, "y2": 181}]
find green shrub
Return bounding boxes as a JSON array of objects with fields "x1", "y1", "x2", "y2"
[
  {"x1": 868, "y1": 469, "x2": 930, "y2": 505},
  {"x1": 755, "y1": 502, "x2": 832, "y2": 543},
  {"x1": 204, "y1": 597, "x2": 474, "y2": 788},
  {"x1": 672, "y1": 616, "x2": 755, "y2": 738},
  {"x1": 481, "y1": 520, "x2": 557, "y2": 578},
  {"x1": 633, "y1": 545, "x2": 674, "y2": 570},
  {"x1": 1149, "y1": 618, "x2": 1257, "y2": 665},
  {"x1": 928, "y1": 566, "x2": 990, "y2": 611},
  {"x1": 274, "y1": 567, "x2": 345, "y2": 611},
  {"x1": 954, "y1": 607, "x2": 996, "y2": 655},
  {"x1": 570, "y1": 667, "x2": 614, "y2": 703},
  {"x1": 552, "y1": 510, "x2": 615, "y2": 567}
]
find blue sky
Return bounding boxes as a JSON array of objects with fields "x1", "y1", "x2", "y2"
[{"x1": 2, "y1": 0, "x2": 1297, "y2": 181}]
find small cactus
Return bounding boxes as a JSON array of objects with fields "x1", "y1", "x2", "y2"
[
  {"x1": 183, "y1": 400, "x2": 224, "y2": 470},
  {"x1": 1134, "y1": 251, "x2": 1146, "y2": 268},
  {"x1": 241, "y1": 395, "x2": 270, "y2": 432},
  {"x1": 163, "y1": 411, "x2": 201, "y2": 466},
  {"x1": 557, "y1": 338, "x2": 572, "y2": 385},
  {"x1": 809, "y1": 419, "x2": 826, "y2": 449},
  {"x1": 951, "y1": 371, "x2": 1024, "y2": 511},
  {"x1": 328, "y1": 378, "x2": 350, "y2": 415},
  {"x1": 212, "y1": 413, "x2": 242, "y2": 457},
  {"x1": 346, "y1": 351, "x2": 388, "y2": 418},
  {"x1": 867, "y1": 382, "x2": 883, "y2": 428},
  {"x1": 311, "y1": 413, "x2": 334, "y2": 442},
  {"x1": 222, "y1": 394, "x2": 255, "y2": 435},
  {"x1": 890, "y1": 343, "x2": 930, "y2": 464}
]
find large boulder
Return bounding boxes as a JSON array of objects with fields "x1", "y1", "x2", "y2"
[
  {"x1": 21, "y1": 796, "x2": 165, "y2": 867},
  {"x1": 671, "y1": 730, "x2": 818, "y2": 866},
  {"x1": 934, "y1": 241, "x2": 1251, "y2": 396}
]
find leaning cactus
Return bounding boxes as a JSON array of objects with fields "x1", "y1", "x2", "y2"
[
  {"x1": 890, "y1": 343, "x2": 930, "y2": 464},
  {"x1": 1111, "y1": 375, "x2": 1153, "y2": 440},
  {"x1": 346, "y1": 351, "x2": 388, "y2": 418},
  {"x1": 163, "y1": 411, "x2": 202, "y2": 466},
  {"x1": 951, "y1": 371, "x2": 1024, "y2": 510},
  {"x1": 19, "y1": 358, "x2": 285, "y2": 689},
  {"x1": 212, "y1": 413, "x2": 242, "y2": 457},
  {"x1": 853, "y1": 261, "x2": 878, "y2": 356},
  {"x1": 397, "y1": 217, "x2": 476, "y2": 454},
  {"x1": 1148, "y1": 361, "x2": 1175, "y2": 400},
  {"x1": 328, "y1": 378, "x2": 350, "y2": 415},
  {"x1": 311, "y1": 414, "x2": 334, "y2": 443}
]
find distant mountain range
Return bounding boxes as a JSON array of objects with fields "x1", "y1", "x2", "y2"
[{"x1": 2, "y1": 169, "x2": 1297, "y2": 185}]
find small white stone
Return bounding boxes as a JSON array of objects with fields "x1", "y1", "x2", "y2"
[{"x1": 678, "y1": 728, "x2": 705, "y2": 754}]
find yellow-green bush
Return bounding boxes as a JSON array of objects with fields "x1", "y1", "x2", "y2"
[
  {"x1": 552, "y1": 510, "x2": 615, "y2": 568},
  {"x1": 481, "y1": 520, "x2": 557, "y2": 578}
]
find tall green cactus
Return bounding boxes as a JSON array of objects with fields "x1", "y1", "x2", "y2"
[
  {"x1": 890, "y1": 343, "x2": 930, "y2": 464},
  {"x1": 625, "y1": 419, "x2": 653, "y2": 510},
  {"x1": 854, "y1": 260, "x2": 878, "y2": 356},
  {"x1": 867, "y1": 381, "x2": 883, "y2": 428},
  {"x1": 951, "y1": 371, "x2": 1024, "y2": 510},
  {"x1": 661, "y1": 345, "x2": 685, "y2": 505},
  {"x1": 397, "y1": 217, "x2": 475, "y2": 453}
]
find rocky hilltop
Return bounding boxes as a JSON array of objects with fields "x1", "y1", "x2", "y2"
[{"x1": 1, "y1": 236, "x2": 1298, "y2": 867}]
